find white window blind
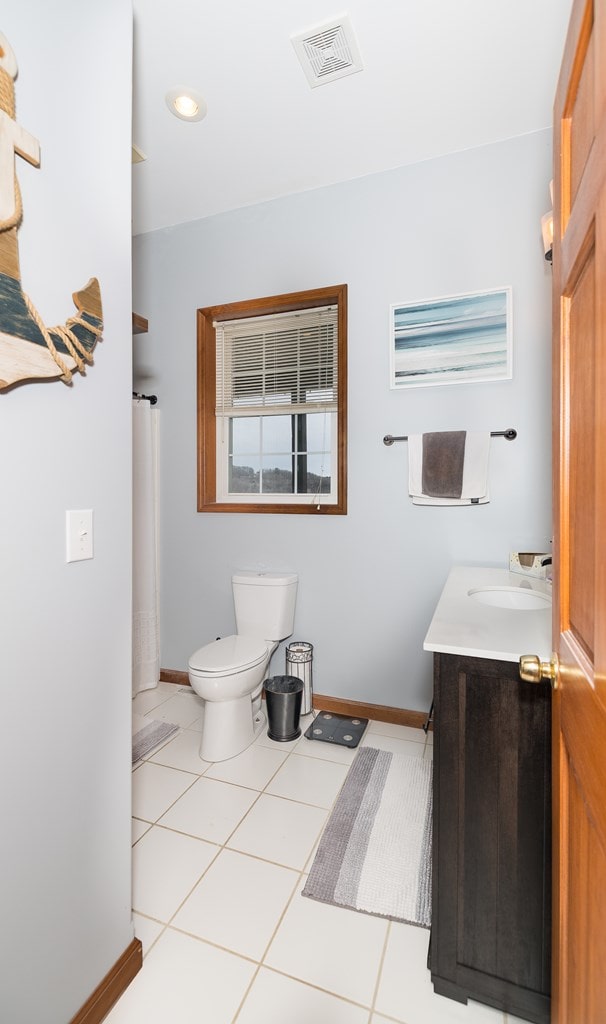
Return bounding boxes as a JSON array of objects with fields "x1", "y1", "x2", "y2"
[{"x1": 216, "y1": 305, "x2": 338, "y2": 417}]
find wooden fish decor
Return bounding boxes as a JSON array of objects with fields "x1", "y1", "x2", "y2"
[{"x1": 0, "y1": 31, "x2": 103, "y2": 391}]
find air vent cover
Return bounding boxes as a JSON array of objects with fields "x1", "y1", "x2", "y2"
[{"x1": 291, "y1": 14, "x2": 363, "y2": 88}]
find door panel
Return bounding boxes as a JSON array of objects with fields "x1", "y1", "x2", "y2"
[
  {"x1": 567, "y1": 245, "x2": 595, "y2": 655},
  {"x1": 570, "y1": 30, "x2": 594, "y2": 202},
  {"x1": 552, "y1": 1, "x2": 606, "y2": 1021}
]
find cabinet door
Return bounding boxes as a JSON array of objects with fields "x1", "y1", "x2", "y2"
[{"x1": 431, "y1": 654, "x2": 551, "y2": 1024}]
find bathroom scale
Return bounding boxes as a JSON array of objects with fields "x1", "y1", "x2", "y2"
[{"x1": 304, "y1": 712, "x2": 368, "y2": 748}]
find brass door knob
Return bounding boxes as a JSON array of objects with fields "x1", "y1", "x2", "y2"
[{"x1": 519, "y1": 653, "x2": 559, "y2": 689}]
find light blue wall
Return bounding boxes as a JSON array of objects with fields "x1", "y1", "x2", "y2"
[
  {"x1": 0, "y1": 3, "x2": 134, "y2": 1021},
  {"x1": 133, "y1": 129, "x2": 553, "y2": 712}
]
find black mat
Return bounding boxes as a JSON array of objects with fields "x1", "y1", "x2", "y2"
[{"x1": 304, "y1": 712, "x2": 369, "y2": 748}]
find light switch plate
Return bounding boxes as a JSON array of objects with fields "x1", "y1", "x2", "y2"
[{"x1": 66, "y1": 509, "x2": 93, "y2": 562}]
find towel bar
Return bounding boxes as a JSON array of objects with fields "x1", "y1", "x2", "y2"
[{"x1": 383, "y1": 428, "x2": 517, "y2": 446}]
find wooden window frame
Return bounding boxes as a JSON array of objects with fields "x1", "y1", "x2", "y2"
[{"x1": 197, "y1": 284, "x2": 347, "y2": 514}]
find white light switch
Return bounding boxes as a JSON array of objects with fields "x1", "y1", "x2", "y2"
[{"x1": 66, "y1": 509, "x2": 94, "y2": 562}]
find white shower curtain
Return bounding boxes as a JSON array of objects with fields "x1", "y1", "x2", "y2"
[{"x1": 132, "y1": 398, "x2": 160, "y2": 695}]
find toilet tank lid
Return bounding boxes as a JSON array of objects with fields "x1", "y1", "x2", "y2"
[
  {"x1": 232, "y1": 571, "x2": 298, "y2": 586},
  {"x1": 189, "y1": 635, "x2": 269, "y2": 673}
]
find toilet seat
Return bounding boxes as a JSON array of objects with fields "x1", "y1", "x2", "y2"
[{"x1": 189, "y1": 634, "x2": 269, "y2": 677}]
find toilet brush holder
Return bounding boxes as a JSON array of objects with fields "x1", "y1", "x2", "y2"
[
  {"x1": 285, "y1": 641, "x2": 313, "y2": 716},
  {"x1": 265, "y1": 675, "x2": 304, "y2": 742}
]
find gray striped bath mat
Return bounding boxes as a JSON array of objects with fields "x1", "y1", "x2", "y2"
[
  {"x1": 302, "y1": 746, "x2": 432, "y2": 927},
  {"x1": 132, "y1": 719, "x2": 179, "y2": 764}
]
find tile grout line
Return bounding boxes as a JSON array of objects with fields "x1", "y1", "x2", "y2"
[
  {"x1": 229, "y1": 962, "x2": 262, "y2": 1022},
  {"x1": 138, "y1": 719, "x2": 319, "y2": 941},
  {"x1": 368, "y1": 918, "x2": 393, "y2": 1021},
  {"x1": 147, "y1": 781, "x2": 268, "y2": 928},
  {"x1": 163, "y1": 923, "x2": 262, "y2": 967},
  {"x1": 134, "y1": 764, "x2": 201, "y2": 826},
  {"x1": 129, "y1": 711, "x2": 436, "y2": 1020},
  {"x1": 247, "y1": 963, "x2": 378, "y2": 1017},
  {"x1": 136, "y1": 917, "x2": 169, "y2": 962},
  {"x1": 227, "y1": 849, "x2": 309, "y2": 1024},
  {"x1": 367, "y1": 1010, "x2": 406, "y2": 1023},
  {"x1": 231, "y1": 732, "x2": 354, "y2": 1020},
  {"x1": 232, "y1": 751, "x2": 363, "y2": 1011},
  {"x1": 133, "y1": 839, "x2": 222, "y2": 934},
  {"x1": 131, "y1": 719, "x2": 338, "y2": 934},
  {"x1": 133, "y1": 711, "x2": 368, "y2": 921},
  {"x1": 132, "y1": 715, "x2": 423, "y2": 852}
]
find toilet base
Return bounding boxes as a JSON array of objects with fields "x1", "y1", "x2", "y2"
[{"x1": 199, "y1": 694, "x2": 266, "y2": 762}]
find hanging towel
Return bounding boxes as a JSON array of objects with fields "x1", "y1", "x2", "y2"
[{"x1": 408, "y1": 431, "x2": 491, "y2": 505}]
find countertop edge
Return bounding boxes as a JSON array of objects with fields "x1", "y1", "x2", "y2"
[{"x1": 423, "y1": 565, "x2": 552, "y2": 662}]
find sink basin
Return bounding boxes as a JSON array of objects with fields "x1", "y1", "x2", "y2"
[{"x1": 467, "y1": 586, "x2": 551, "y2": 610}]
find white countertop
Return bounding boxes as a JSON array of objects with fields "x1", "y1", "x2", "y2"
[{"x1": 423, "y1": 565, "x2": 552, "y2": 662}]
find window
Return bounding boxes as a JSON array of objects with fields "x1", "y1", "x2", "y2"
[{"x1": 197, "y1": 285, "x2": 347, "y2": 514}]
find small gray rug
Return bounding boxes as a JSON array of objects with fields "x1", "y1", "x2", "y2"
[
  {"x1": 302, "y1": 746, "x2": 432, "y2": 927},
  {"x1": 132, "y1": 719, "x2": 179, "y2": 764}
]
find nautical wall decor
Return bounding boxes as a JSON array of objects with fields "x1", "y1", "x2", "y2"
[{"x1": 0, "y1": 32, "x2": 103, "y2": 391}]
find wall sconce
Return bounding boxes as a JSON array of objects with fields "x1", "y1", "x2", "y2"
[
  {"x1": 541, "y1": 211, "x2": 553, "y2": 263},
  {"x1": 541, "y1": 180, "x2": 554, "y2": 263}
]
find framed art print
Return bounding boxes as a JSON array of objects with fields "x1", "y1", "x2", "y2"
[{"x1": 390, "y1": 287, "x2": 512, "y2": 390}]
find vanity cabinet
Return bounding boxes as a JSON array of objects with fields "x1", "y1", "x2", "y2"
[{"x1": 430, "y1": 652, "x2": 551, "y2": 1024}]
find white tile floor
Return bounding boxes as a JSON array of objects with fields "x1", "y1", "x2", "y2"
[{"x1": 107, "y1": 683, "x2": 525, "y2": 1024}]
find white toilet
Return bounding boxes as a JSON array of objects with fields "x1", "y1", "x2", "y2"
[{"x1": 188, "y1": 571, "x2": 298, "y2": 762}]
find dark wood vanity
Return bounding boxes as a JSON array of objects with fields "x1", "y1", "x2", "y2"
[{"x1": 429, "y1": 651, "x2": 551, "y2": 1024}]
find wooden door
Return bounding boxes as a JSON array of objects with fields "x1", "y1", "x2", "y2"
[{"x1": 552, "y1": 1, "x2": 606, "y2": 1020}]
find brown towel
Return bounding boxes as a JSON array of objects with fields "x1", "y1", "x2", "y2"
[{"x1": 421, "y1": 431, "x2": 466, "y2": 498}]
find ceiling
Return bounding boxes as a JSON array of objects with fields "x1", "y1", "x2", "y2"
[{"x1": 131, "y1": 0, "x2": 573, "y2": 237}]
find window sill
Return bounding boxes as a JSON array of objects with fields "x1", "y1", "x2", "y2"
[{"x1": 198, "y1": 499, "x2": 347, "y2": 515}]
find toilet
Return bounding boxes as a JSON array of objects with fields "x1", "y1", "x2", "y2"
[{"x1": 188, "y1": 571, "x2": 298, "y2": 762}]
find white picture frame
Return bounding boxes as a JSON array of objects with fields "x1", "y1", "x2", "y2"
[{"x1": 389, "y1": 287, "x2": 513, "y2": 390}]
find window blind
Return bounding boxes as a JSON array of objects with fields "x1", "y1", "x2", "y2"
[{"x1": 216, "y1": 305, "x2": 338, "y2": 417}]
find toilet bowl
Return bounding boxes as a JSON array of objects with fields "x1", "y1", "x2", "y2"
[
  {"x1": 189, "y1": 635, "x2": 274, "y2": 762},
  {"x1": 188, "y1": 571, "x2": 298, "y2": 762}
]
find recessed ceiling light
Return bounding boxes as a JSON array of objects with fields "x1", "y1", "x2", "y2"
[{"x1": 165, "y1": 86, "x2": 207, "y2": 122}]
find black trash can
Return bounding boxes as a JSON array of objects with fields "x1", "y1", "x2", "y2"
[{"x1": 265, "y1": 675, "x2": 304, "y2": 742}]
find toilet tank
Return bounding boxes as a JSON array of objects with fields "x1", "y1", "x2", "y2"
[{"x1": 232, "y1": 571, "x2": 298, "y2": 641}]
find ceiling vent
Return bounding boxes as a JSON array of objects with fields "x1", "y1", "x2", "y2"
[{"x1": 291, "y1": 14, "x2": 363, "y2": 88}]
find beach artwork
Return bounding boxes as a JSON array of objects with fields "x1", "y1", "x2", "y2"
[
  {"x1": 390, "y1": 287, "x2": 512, "y2": 390},
  {"x1": 0, "y1": 31, "x2": 103, "y2": 391}
]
